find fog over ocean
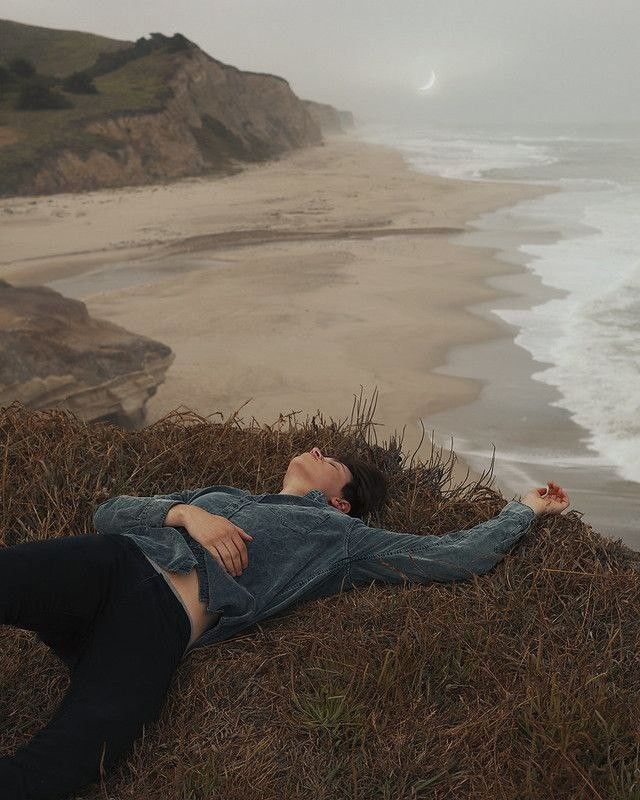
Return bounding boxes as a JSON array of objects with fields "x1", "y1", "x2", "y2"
[{"x1": 357, "y1": 122, "x2": 640, "y2": 543}]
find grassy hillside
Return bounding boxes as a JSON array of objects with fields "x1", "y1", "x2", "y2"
[
  {"x1": 0, "y1": 33, "x2": 185, "y2": 195},
  {"x1": 0, "y1": 391, "x2": 638, "y2": 799},
  {"x1": 0, "y1": 18, "x2": 129, "y2": 76}
]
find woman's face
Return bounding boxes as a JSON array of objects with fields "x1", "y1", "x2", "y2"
[{"x1": 284, "y1": 447, "x2": 352, "y2": 500}]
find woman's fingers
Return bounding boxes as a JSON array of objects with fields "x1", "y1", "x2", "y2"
[
  {"x1": 211, "y1": 547, "x2": 227, "y2": 574},
  {"x1": 230, "y1": 537, "x2": 247, "y2": 574},
  {"x1": 229, "y1": 540, "x2": 243, "y2": 576},
  {"x1": 216, "y1": 539, "x2": 242, "y2": 576},
  {"x1": 228, "y1": 535, "x2": 250, "y2": 574},
  {"x1": 527, "y1": 481, "x2": 570, "y2": 513},
  {"x1": 538, "y1": 481, "x2": 570, "y2": 511},
  {"x1": 234, "y1": 528, "x2": 253, "y2": 567},
  {"x1": 212, "y1": 541, "x2": 233, "y2": 575},
  {"x1": 234, "y1": 533, "x2": 249, "y2": 569},
  {"x1": 218, "y1": 533, "x2": 251, "y2": 576},
  {"x1": 546, "y1": 481, "x2": 568, "y2": 499}
]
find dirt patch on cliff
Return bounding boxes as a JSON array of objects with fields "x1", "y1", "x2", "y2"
[{"x1": 0, "y1": 127, "x2": 21, "y2": 147}]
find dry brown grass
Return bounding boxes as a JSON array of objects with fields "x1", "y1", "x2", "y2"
[{"x1": 1, "y1": 388, "x2": 639, "y2": 799}]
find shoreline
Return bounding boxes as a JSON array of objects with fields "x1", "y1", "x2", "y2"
[
  {"x1": 426, "y1": 275, "x2": 640, "y2": 546},
  {"x1": 411, "y1": 193, "x2": 639, "y2": 546},
  {"x1": 1, "y1": 133, "x2": 551, "y2": 493}
]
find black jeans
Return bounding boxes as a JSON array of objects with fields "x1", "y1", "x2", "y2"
[{"x1": 0, "y1": 533, "x2": 191, "y2": 799}]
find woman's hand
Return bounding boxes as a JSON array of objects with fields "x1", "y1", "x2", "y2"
[
  {"x1": 521, "y1": 482, "x2": 570, "y2": 516},
  {"x1": 180, "y1": 506, "x2": 253, "y2": 577}
]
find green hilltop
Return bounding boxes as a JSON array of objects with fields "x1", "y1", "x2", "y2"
[
  {"x1": 0, "y1": 21, "x2": 197, "y2": 195},
  {"x1": 0, "y1": 18, "x2": 129, "y2": 76}
]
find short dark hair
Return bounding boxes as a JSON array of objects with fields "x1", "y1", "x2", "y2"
[{"x1": 338, "y1": 455, "x2": 388, "y2": 520}]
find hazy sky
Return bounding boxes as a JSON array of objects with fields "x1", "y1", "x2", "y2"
[{"x1": 2, "y1": 0, "x2": 639, "y2": 126}]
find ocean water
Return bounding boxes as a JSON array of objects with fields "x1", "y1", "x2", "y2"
[{"x1": 355, "y1": 122, "x2": 640, "y2": 539}]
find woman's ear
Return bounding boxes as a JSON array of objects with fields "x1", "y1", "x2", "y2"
[{"x1": 330, "y1": 496, "x2": 351, "y2": 515}]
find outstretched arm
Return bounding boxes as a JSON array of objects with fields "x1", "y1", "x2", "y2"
[
  {"x1": 345, "y1": 483, "x2": 570, "y2": 588},
  {"x1": 346, "y1": 500, "x2": 537, "y2": 588}
]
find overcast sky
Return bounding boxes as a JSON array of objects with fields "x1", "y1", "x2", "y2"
[{"x1": 2, "y1": 0, "x2": 639, "y2": 126}]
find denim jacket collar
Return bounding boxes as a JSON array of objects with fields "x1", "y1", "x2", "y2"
[{"x1": 252, "y1": 488, "x2": 328, "y2": 507}]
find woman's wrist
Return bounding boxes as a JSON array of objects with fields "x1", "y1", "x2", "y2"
[
  {"x1": 521, "y1": 500, "x2": 542, "y2": 516},
  {"x1": 519, "y1": 492, "x2": 545, "y2": 515},
  {"x1": 164, "y1": 503, "x2": 191, "y2": 527}
]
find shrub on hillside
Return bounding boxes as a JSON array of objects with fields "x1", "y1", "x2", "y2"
[
  {"x1": 61, "y1": 71, "x2": 98, "y2": 94},
  {"x1": 14, "y1": 80, "x2": 73, "y2": 110},
  {"x1": 165, "y1": 33, "x2": 192, "y2": 52},
  {"x1": 8, "y1": 57, "x2": 36, "y2": 79},
  {"x1": 87, "y1": 32, "x2": 193, "y2": 79},
  {"x1": 0, "y1": 63, "x2": 17, "y2": 94}
]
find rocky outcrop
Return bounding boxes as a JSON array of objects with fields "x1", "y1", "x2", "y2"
[
  {"x1": 337, "y1": 109, "x2": 355, "y2": 129},
  {"x1": 23, "y1": 46, "x2": 324, "y2": 195},
  {"x1": 302, "y1": 100, "x2": 355, "y2": 134},
  {"x1": 0, "y1": 280, "x2": 173, "y2": 426}
]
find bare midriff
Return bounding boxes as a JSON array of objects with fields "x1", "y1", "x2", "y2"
[{"x1": 162, "y1": 567, "x2": 222, "y2": 649}]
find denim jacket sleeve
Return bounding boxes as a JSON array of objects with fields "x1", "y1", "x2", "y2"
[
  {"x1": 93, "y1": 488, "x2": 209, "y2": 536},
  {"x1": 346, "y1": 500, "x2": 536, "y2": 587}
]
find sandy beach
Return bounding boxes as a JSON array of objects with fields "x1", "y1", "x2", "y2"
[{"x1": 1, "y1": 133, "x2": 549, "y2": 492}]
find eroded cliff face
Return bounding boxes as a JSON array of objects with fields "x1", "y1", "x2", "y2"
[
  {"x1": 27, "y1": 48, "x2": 324, "y2": 195},
  {"x1": 303, "y1": 100, "x2": 355, "y2": 134},
  {"x1": 0, "y1": 280, "x2": 174, "y2": 426}
]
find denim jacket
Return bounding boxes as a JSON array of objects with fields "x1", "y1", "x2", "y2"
[{"x1": 93, "y1": 486, "x2": 535, "y2": 651}]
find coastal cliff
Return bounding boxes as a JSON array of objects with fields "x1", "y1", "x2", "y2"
[
  {"x1": 0, "y1": 22, "x2": 349, "y2": 196},
  {"x1": 27, "y1": 48, "x2": 324, "y2": 194},
  {"x1": 303, "y1": 99, "x2": 355, "y2": 133},
  {"x1": 0, "y1": 280, "x2": 174, "y2": 426}
]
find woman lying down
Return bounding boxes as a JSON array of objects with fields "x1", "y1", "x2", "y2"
[{"x1": 0, "y1": 446, "x2": 569, "y2": 799}]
